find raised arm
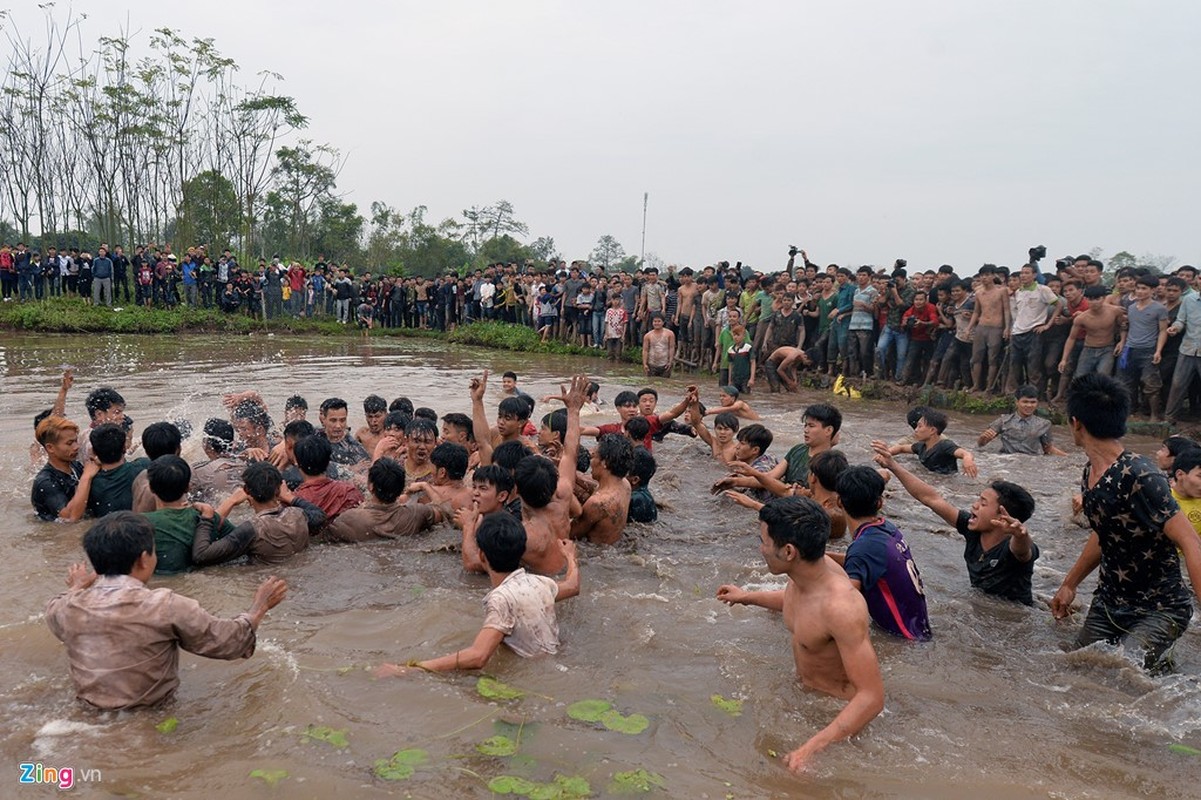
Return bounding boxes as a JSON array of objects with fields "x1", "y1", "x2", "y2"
[
  {"x1": 871, "y1": 441, "x2": 959, "y2": 525},
  {"x1": 470, "y1": 371, "x2": 494, "y2": 466},
  {"x1": 52, "y1": 368, "x2": 73, "y2": 418},
  {"x1": 556, "y1": 375, "x2": 587, "y2": 502}
]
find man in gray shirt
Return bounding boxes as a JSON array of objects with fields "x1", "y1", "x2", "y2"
[{"x1": 1117, "y1": 274, "x2": 1169, "y2": 420}]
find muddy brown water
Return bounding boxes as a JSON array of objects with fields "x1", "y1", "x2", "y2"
[{"x1": 0, "y1": 333, "x2": 1199, "y2": 799}]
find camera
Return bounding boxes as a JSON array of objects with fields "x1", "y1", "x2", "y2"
[
  {"x1": 894, "y1": 258, "x2": 907, "y2": 269},
  {"x1": 788, "y1": 245, "x2": 799, "y2": 258},
  {"x1": 1028, "y1": 245, "x2": 1047, "y2": 263}
]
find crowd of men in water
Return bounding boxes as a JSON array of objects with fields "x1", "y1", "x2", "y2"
[{"x1": 24, "y1": 347, "x2": 1201, "y2": 775}]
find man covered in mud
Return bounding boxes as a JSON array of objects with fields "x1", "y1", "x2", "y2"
[
  {"x1": 317, "y1": 397, "x2": 370, "y2": 467},
  {"x1": 716, "y1": 497, "x2": 884, "y2": 773}
]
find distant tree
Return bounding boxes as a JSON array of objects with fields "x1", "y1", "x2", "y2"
[
  {"x1": 591, "y1": 234, "x2": 626, "y2": 268},
  {"x1": 530, "y1": 236, "x2": 558, "y2": 263},
  {"x1": 1109, "y1": 251, "x2": 1137, "y2": 271},
  {"x1": 1139, "y1": 252, "x2": 1178, "y2": 274},
  {"x1": 643, "y1": 252, "x2": 666, "y2": 274},
  {"x1": 177, "y1": 170, "x2": 241, "y2": 251},
  {"x1": 478, "y1": 234, "x2": 533, "y2": 267}
]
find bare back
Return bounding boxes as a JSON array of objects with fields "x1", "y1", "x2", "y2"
[{"x1": 521, "y1": 498, "x2": 570, "y2": 575}]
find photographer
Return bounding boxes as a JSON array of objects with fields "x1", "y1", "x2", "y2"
[{"x1": 875, "y1": 261, "x2": 915, "y2": 382}]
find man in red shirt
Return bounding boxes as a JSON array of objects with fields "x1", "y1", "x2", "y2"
[{"x1": 900, "y1": 291, "x2": 941, "y2": 385}]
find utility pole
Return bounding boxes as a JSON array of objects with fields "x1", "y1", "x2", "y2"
[{"x1": 639, "y1": 192, "x2": 648, "y2": 268}]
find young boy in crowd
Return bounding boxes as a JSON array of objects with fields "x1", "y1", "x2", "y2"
[
  {"x1": 325, "y1": 458, "x2": 444, "y2": 543},
  {"x1": 690, "y1": 401, "x2": 740, "y2": 466},
  {"x1": 87, "y1": 423, "x2": 151, "y2": 518},
  {"x1": 1170, "y1": 448, "x2": 1201, "y2": 536},
  {"x1": 406, "y1": 442, "x2": 473, "y2": 512},
  {"x1": 32, "y1": 416, "x2": 94, "y2": 523},
  {"x1": 45, "y1": 511, "x2": 287, "y2": 709},
  {"x1": 376, "y1": 512, "x2": 579, "y2": 674},
  {"x1": 197, "y1": 462, "x2": 326, "y2": 565},
  {"x1": 711, "y1": 423, "x2": 777, "y2": 502},
  {"x1": 604, "y1": 293, "x2": 628, "y2": 361},
  {"x1": 827, "y1": 466, "x2": 932, "y2": 640},
  {"x1": 355, "y1": 394, "x2": 388, "y2": 456},
  {"x1": 403, "y1": 417, "x2": 439, "y2": 488},
  {"x1": 637, "y1": 387, "x2": 696, "y2": 442},
  {"x1": 144, "y1": 455, "x2": 237, "y2": 574},
  {"x1": 726, "y1": 325, "x2": 755, "y2": 393},
  {"x1": 977, "y1": 385, "x2": 1067, "y2": 456},
  {"x1": 715, "y1": 497, "x2": 884, "y2": 773},
  {"x1": 872, "y1": 441, "x2": 1039, "y2": 604},
  {"x1": 883, "y1": 408, "x2": 978, "y2": 477},
  {"x1": 458, "y1": 465, "x2": 520, "y2": 572},
  {"x1": 627, "y1": 446, "x2": 658, "y2": 523},
  {"x1": 570, "y1": 434, "x2": 635, "y2": 544},
  {"x1": 441, "y1": 412, "x2": 478, "y2": 467},
  {"x1": 704, "y1": 385, "x2": 761, "y2": 421},
  {"x1": 78, "y1": 386, "x2": 126, "y2": 464},
  {"x1": 292, "y1": 434, "x2": 364, "y2": 524}
]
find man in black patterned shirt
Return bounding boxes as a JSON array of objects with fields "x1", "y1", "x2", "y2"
[{"x1": 1052, "y1": 374, "x2": 1201, "y2": 672}]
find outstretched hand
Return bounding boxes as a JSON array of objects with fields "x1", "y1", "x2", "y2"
[
  {"x1": 66, "y1": 563, "x2": 97, "y2": 590},
  {"x1": 715, "y1": 584, "x2": 750, "y2": 605},
  {"x1": 563, "y1": 374, "x2": 590, "y2": 412},
  {"x1": 470, "y1": 370, "x2": 489, "y2": 403},
  {"x1": 251, "y1": 576, "x2": 288, "y2": 614}
]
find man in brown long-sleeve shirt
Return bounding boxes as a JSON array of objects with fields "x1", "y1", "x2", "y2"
[{"x1": 45, "y1": 512, "x2": 287, "y2": 710}]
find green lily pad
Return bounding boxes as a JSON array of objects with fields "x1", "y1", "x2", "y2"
[
  {"x1": 303, "y1": 725, "x2": 349, "y2": 748},
  {"x1": 373, "y1": 748, "x2": 428, "y2": 781},
  {"x1": 600, "y1": 710, "x2": 650, "y2": 735},
  {"x1": 488, "y1": 775, "x2": 539, "y2": 795},
  {"x1": 710, "y1": 694, "x2": 743, "y2": 716},
  {"x1": 566, "y1": 699, "x2": 612, "y2": 722},
  {"x1": 477, "y1": 734, "x2": 519, "y2": 756},
  {"x1": 608, "y1": 769, "x2": 666, "y2": 794},
  {"x1": 155, "y1": 716, "x2": 179, "y2": 734},
  {"x1": 1169, "y1": 743, "x2": 1201, "y2": 756},
  {"x1": 477, "y1": 676, "x2": 525, "y2": 701},
  {"x1": 249, "y1": 769, "x2": 288, "y2": 787}
]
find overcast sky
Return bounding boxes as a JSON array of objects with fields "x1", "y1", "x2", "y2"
[{"x1": 6, "y1": 1, "x2": 1199, "y2": 271}]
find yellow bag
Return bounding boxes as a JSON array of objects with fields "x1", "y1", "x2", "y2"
[{"x1": 832, "y1": 374, "x2": 862, "y2": 399}]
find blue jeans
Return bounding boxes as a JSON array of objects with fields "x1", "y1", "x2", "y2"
[
  {"x1": 17, "y1": 272, "x2": 34, "y2": 301},
  {"x1": 1075, "y1": 344, "x2": 1114, "y2": 377},
  {"x1": 876, "y1": 326, "x2": 909, "y2": 379}
]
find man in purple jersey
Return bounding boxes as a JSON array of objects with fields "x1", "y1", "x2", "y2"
[{"x1": 828, "y1": 466, "x2": 932, "y2": 641}]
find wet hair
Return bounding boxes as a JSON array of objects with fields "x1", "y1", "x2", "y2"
[
  {"x1": 147, "y1": 455, "x2": 191, "y2": 502},
  {"x1": 587, "y1": 381, "x2": 600, "y2": 398},
  {"x1": 541, "y1": 409, "x2": 568, "y2": 442},
  {"x1": 990, "y1": 481, "x2": 1035, "y2": 523},
  {"x1": 493, "y1": 440, "x2": 529, "y2": 472},
  {"x1": 629, "y1": 446, "x2": 657, "y2": 487},
  {"x1": 368, "y1": 457, "x2": 406, "y2": 503},
  {"x1": 85, "y1": 387, "x2": 125, "y2": 420},
  {"x1": 713, "y1": 412, "x2": 740, "y2": 433},
  {"x1": 472, "y1": 464, "x2": 515, "y2": 495},
  {"x1": 808, "y1": 449, "x2": 849, "y2": 492},
  {"x1": 624, "y1": 416, "x2": 651, "y2": 442},
  {"x1": 390, "y1": 397, "x2": 414, "y2": 415},
  {"x1": 1082, "y1": 285, "x2": 1109, "y2": 300},
  {"x1": 919, "y1": 409, "x2": 948, "y2": 434},
  {"x1": 475, "y1": 511, "x2": 526, "y2": 573},
  {"x1": 721, "y1": 385, "x2": 740, "y2": 399},
  {"x1": 520, "y1": 394, "x2": 536, "y2": 417},
  {"x1": 1067, "y1": 374, "x2": 1128, "y2": 440},
  {"x1": 36, "y1": 416, "x2": 78, "y2": 447},
  {"x1": 405, "y1": 417, "x2": 438, "y2": 441},
  {"x1": 33, "y1": 408, "x2": 53, "y2": 431},
  {"x1": 141, "y1": 421, "x2": 182, "y2": 460},
  {"x1": 319, "y1": 397, "x2": 348, "y2": 416},
  {"x1": 514, "y1": 454, "x2": 558, "y2": 508},
  {"x1": 576, "y1": 445, "x2": 592, "y2": 474},
  {"x1": 1162, "y1": 435, "x2": 1198, "y2": 460},
  {"x1": 835, "y1": 465, "x2": 886, "y2": 519},
  {"x1": 203, "y1": 418, "x2": 235, "y2": 453},
  {"x1": 171, "y1": 418, "x2": 193, "y2": 440},
  {"x1": 614, "y1": 390, "x2": 639, "y2": 408},
  {"x1": 502, "y1": 371, "x2": 518, "y2": 382},
  {"x1": 1015, "y1": 385, "x2": 1039, "y2": 401},
  {"x1": 384, "y1": 411, "x2": 411, "y2": 432},
  {"x1": 596, "y1": 434, "x2": 634, "y2": 477},
  {"x1": 284, "y1": 419, "x2": 316, "y2": 441},
  {"x1": 803, "y1": 403, "x2": 842, "y2": 435},
  {"x1": 637, "y1": 387, "x2": 658, "y2": 401},
  {"x1": 736, "y1": 423, "x2": 773, "y2": 457},
  {"x1": 414, "y1": 406, "x2": 439, "y2": 422},
  {"x1": 232, "y1": 401, "x2": 270, "y2": 431},
  {"x1": 90, "y1": 423, "x2": 127, "y2": 464},
  {"x1": 431, "y1": 442, "x2": 469, "y2": 480},
  {"x1": 498, "y1": 396, "x2": 531, "y2": 421},
  {"x1": 242, "y1": 461, "x2": 283, "y2": 503},
  {"x1": 907, "y1": 405, "x2": 930, "y2": 430},
  {"x1": 759, "y1": 497, "x2": 830, "y2": 562},
  {"x1": 363, "y1": 394, "x2": 387, "y2": 414},
  {"x1": 294, "y1": 433, "x2": 333, "y2": 476},
  {"x1": 285, "y1": 395, "x2": 308, "y2": 412},
  {"x1": 442, "y1": 412, "x2": 474, "y2": 441},
  {"x1": 84, "y1": 511, "x2": 155, "y2": 576}
]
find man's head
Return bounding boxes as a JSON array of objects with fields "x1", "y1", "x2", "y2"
[
  {"x1": 202, "y1": 418, "x2": 235, "y2": 455},
  {"x1": 147, "y1": 455, "x2": 191, "y2": 503},
  {"x1": 90, "y1": 423, "x2": 127, "y2": 465},
  {"x1": 36, "y1": 416, "x2": 80, "y2": 462},
  {"x1": 497, "y1": 396, "x2": 531, "y2": 438},
  {"x1": 501, "y1": 371, "x2": 519, "y2": 394},
  {"x1": 368, "y1": 457, "x2": 406, "y2": 503},
  {"x1": 802, "y1": 404, "x2": 841, "y2": 448},
  {"x1": 1172, "y1": 448, "x2": 1201, "y2": 500},
  {"x1": 514, "y1": 454, "x2": 558, "y2": 509},
  {"x1": 539, "y1": 409, "x2": 568, "y2": 448},
  {"x1": 592, "y1": 434, "x2": 634, "y2": 479},
  {"x1": 405, "y1": 418, "x2": 438, "y2": 465},
  {"x1": 1134, "y1": 274, "x2": 1158, "y2": 300},
  {"x1": 719, "y1": 385, "x2": 740, "y2": 406},
  {"x1": 914, "y1": 409, "x2": 948, "y2": 441},
  {"x1": 1067, "y1": 373, "x2": 1128, "y2": 443},
  {"x1": 85, "y1": 387, "x2": 126, "y2": 424},
  {"x1": 294, "y1": 433, "x2": 333, "y2": 478},
  {"x1": 758, "y1": 496, "x2": 831, "y2": 570},
  {"x1": 966, "y1": 481, "x2": 1036, "y2": 531},
  {"x1": 363, "y1": 394, "x2": 387, "y2": 433},
  {"x1": 319, "y1": 397, "x2": 350, "y2": 443},
  {"x1": 636, "y1": 387, "x2": 658, "y2": 416},
  {"x1": 713, "y1": 411, "x2": 740, "y2": 444},
  {"x1": 141, "y1": 421, "x2": 182, "y2": 460},
  {"x1": 614, "y1": 391, "x2": 640, "y2": 422},
  {"x1": 835, "y1": 465, "x2": 886, "y2": 519},
  {"x1": 242, "y1": 461, "x2": 284, "y2": 504},
  {"x1": 623, "y1": 416, "x2": 651, "y2": 444},
  {"x1": 735, "y1": 424, "x2": 772, "y2": 462},
  {"x1": 628, "y1": 446, "x2": 657, "y2": 490},
  {"x1": 431, "y1": 442, "x2": 470, "y2": 482},
  {"x1": 808, "y1": 449, "x2": 849, "y2": 494},
  {"x1": 441, "y1": 412, "x2": 474, "y2": 446},
  {"x1": 84, "y1": 511, "x2": 156, "y2": 577},
  {"x1": 475, "y1": 512, "x2": 526, "y2": 574},
  {"x1": 472, "y1": 464, "x2": 515, "y2": 513},
  {"x1": 232, "y1": 401, "x2": 271, "y2": 445}
]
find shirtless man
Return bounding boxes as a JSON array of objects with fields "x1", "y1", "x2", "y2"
[
  {"x1": 966, "y1": 270, "x2": 1011, "y2": 392},
  {"x1": 691, "y1": 402, "x2": 741, "y2": 465},
  {"x1": 406, "y1": 442, "x2": 473, "y2": 514},
  {"x1": 765, "y1": 346, "x2": 813, "y2": 392},
  {"x1": 512, "y1": 374, "x2": 589, "y2": 575},
  {"x1": 570, "y1": 433, "x2": 634, "y2": 545},
  {"x1": 642, "y1": 312, "x2": 677, "y2": 377},
  {"x1": 716, "y1": 497, "x2": 884, "y2": 773},
  {"x1": 354, "y1": 394, "x2": 388, "y2": 456},
  {"x1": 470, "y1": 370, "x2": 532, "y2": 465},
  {"x1": 674, "y1": 267, "x2": 702, "y2": 363},
  {"x1": 1059, "y1": 286, "x2": 1124, "y2": 378}
]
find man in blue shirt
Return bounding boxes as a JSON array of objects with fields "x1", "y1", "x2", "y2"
[{"x1": 91, "y1": 246, "x2": 115, "y2": 307}]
